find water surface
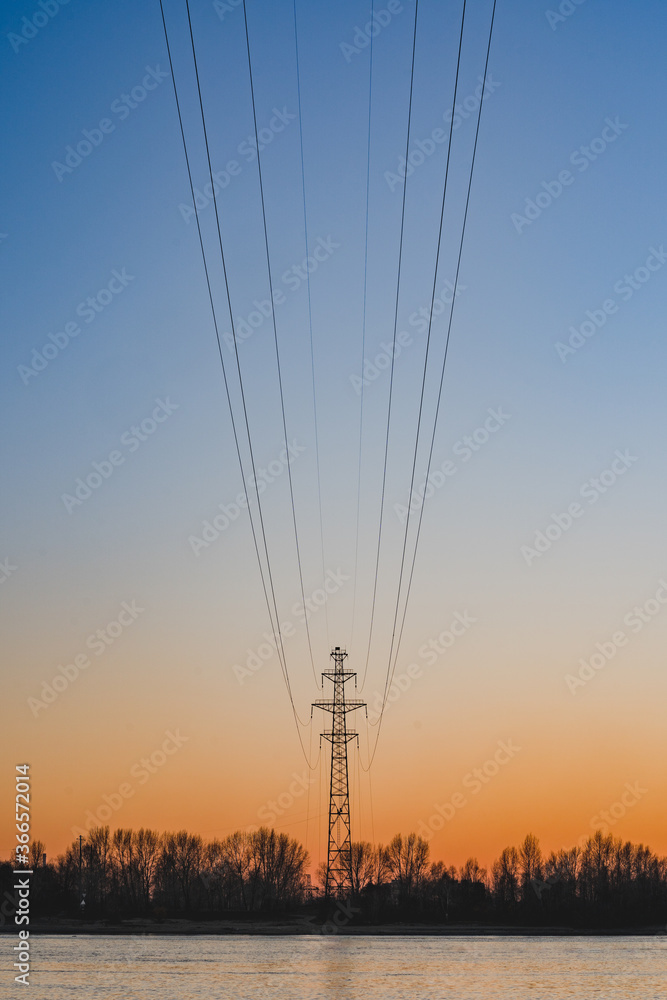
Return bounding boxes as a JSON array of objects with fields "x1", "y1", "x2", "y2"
[{"x1": 4, "y1": 935, "x2": 666, "y2": 998}]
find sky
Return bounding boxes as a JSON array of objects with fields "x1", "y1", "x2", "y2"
[{"x1": 1, "y1": 0, "x2": 666, "y2": 871}]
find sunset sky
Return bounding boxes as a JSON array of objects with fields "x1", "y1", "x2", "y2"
[{"x1": 2, "y1": 0, "x2": 666, "y2": 871}]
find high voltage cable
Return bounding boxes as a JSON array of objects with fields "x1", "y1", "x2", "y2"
[
  {"x1": 305, "y1": 719, "x2": 318, "y2": 855},
  {"x1": 360, "y1": 0, "x2": 420, "y2": 692},
  {"x1": 180, "y1": 0, "x2": 291, "y2": 687},
  {"x1": 305, "y1": 720, "x2": 312, "y2": 849},
  {"x1": 181, "y1": 0, "x2": 318, "y2": 696},
  {"x1": 385, "y1": 0, "x2": 498, "y2": 708},
  {"x1": 355, "y1": 733, "x2": 362, "y2": 843},
  {"x1": 365, "y1": 716, "x2": 376, "y2": 845},
  {"x1": 293, "y1": 0, "x2": 330, "y2": 650},
  {"x1": 369, "y1": 0, "x2": 468, "y2": 726},
  {"x1": 319, "y1": 735, "x2": 323, "y2": 867},
  {"x1": 241, "y1": 0, "x2": 319, "y2": 686},
  {"x1": 363, "y1": 0, "x2": 498, "y2": 769},
  {"x1": 157, "y1": 0, "x2": 277, "y2": 668},
  {"x1": 350, "y1": 0, "x2": 375, "y2": 656},
  {"x1": 158, "y1": 0, "x2": 316, "y2": 768}
]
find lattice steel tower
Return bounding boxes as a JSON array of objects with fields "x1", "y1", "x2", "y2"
[{"x1": 312, "y1": 647, "x2": 367, "y2": 897}]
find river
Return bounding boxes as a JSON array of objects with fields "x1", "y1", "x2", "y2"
[{"x1": 4, "y1": 934, "x2": 666, "y2": 998}]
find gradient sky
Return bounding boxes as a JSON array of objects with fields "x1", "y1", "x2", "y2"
[{"x1": 2, "y1": 0, "x2": 666, "y2": 870}]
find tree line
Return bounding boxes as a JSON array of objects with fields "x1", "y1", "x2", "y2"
[{"x1": 2, "y1": 828, "x2": 666, "y2": 927}]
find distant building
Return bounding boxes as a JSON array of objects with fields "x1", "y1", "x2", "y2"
[{"x1": 302, "y1": 873, "x2": 316, "y2": 900}]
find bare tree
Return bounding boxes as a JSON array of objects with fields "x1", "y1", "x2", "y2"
[
  {"x1": 111, "y1": 828, "x2": 139, "y2": 911},
  {"x1": 159, "y1": 831, "x2": 204, "y2": 911},
  {"x1": 349, "y1": 841, "x2": 383, "y2": 895},
  {"x1": 249, "y1": 827, "x2": 309, "y2": 908},
  {"x1": 385, "y1": 833, "x2": 430, "y2": 901},
  {"x1": 491, "y1": 845, "x2": 520, "y2": 908},
  {"x1": 221, "y1": 831, "x2": 253, "y2": 910},
  {"x1": 39, "y1": 825, "x2": 667, "y2": 925},
  {"x1": 518, "y1": 833, "x2": 543, "y2": 901},
  {"x1": 29, "y1": 839, "x2": 47, "y2": 869},
  {"x1": 459, "y1": 857, "x2": 487, "y2": 885},
  {"x1": 132, "y1": 829, "x2": 161, "y2": 910}
]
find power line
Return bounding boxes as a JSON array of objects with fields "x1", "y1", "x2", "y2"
[
  {"x1": 180, "y1": 0, "x2": 294, "y2": 694},
  {"x1": 157, "y1": 0, "x2": 274, "y2": 652},
  {"x1": 365, "y1": 715, "x2": 376, "y2": 845},
  {"x1": 241, "y1": 0, "x2": 319, "y2": 685},
  {"x1": 350, "y1": 0, "x2": 375, "y2": 656},
  {"x1": 360, "y1": 0, "x2": 420, "y2": 691},
  {"x1": 318, "y1": 733, "x2": 322, "y2": 869},
  {"x1": 355, "y1": 728, "x2": 363, "y2": 843},
  {"x1": 387, "y1": 0, "x2": 498, "y2": 706},
  {"x1": 305, "y1": 718, "x2": 316, "y2": 857},
  {"x1": 364, "y1": 0, "x2": 498, "y2": 767},
  {"x1": 181, "y1": 0, "x2": 310, "y2": 701},
  {"x1": 293, "y1": 0, "x2": 330, "y2": 651},
  {"x1": 159, "y1": 0, "x2": 315, "y2": 766},
  {"x1": 375, "y1": 0, "x2": 469, "y2": 722}
]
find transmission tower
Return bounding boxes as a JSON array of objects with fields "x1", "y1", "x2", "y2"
[{"x1": 312, "y1": 646, "x2": 367, "y2": 897}]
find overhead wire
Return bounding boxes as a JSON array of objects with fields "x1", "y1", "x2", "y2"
[
  {"x1": 360, "y1": 0, "x2": 420, "y2": 691},
  {"x1": 181, "y1": 0, "x2": 317, "y2": 697},
  {"x1": 369, "y1": 0, "x2": 468, "y2": 726},
  {"x1": 363, "y1": 0, "x2": 498, "y2": 769},
  {"x1": 241, "y1": 0, "x2": 319, "y2": 685},
  {"x1": 158, "y1": 0, "x2": 316, "y2": 766},
  {"x1": 305, "y1": 717, "x2": 314, "y2": 856},
  {"x1": 365, "y1": 716, "x2": 376, "y2": 845},
  {"x1": 162, "y1": 0, "x2": 497, "y2": 779},
  {"x1": 157, "y1": 0, "x2": 278, "y2": 667},
  {"x1": 355, "y1": 734, "x2": 362, "y2": 843},
  {"x1": 349, "y1": 0, "x2": 375, "y2": 657},
  {"x1": 318, "y1": 734, "x2": 322, "y2": 869},
  {"x1": 293, "y1": 0, "x2": 330, "y2": 652},
  {"x1": 385, "y1": 0, "x2": 498, "y2": 706}
]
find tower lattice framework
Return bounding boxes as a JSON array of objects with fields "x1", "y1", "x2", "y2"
[{"x1": 312, "y1": 646, "x2": 366, "y2": 897}]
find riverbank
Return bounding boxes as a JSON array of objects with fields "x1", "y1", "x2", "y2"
[{"x1": 2, "y1": 918, "x2": 665, "y2": 936}]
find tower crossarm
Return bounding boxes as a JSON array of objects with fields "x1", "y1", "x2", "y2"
[
  {"x1": 312, "y1": 699, "x2": 366, "y2": 713},
  {"x1": 321, "y1": 670, "x2": 357, "y2": 683}
]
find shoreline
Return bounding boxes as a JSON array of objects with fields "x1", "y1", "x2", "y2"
[{"x1": 2, "y1": 920, "x2": 665, "y2": 937}]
